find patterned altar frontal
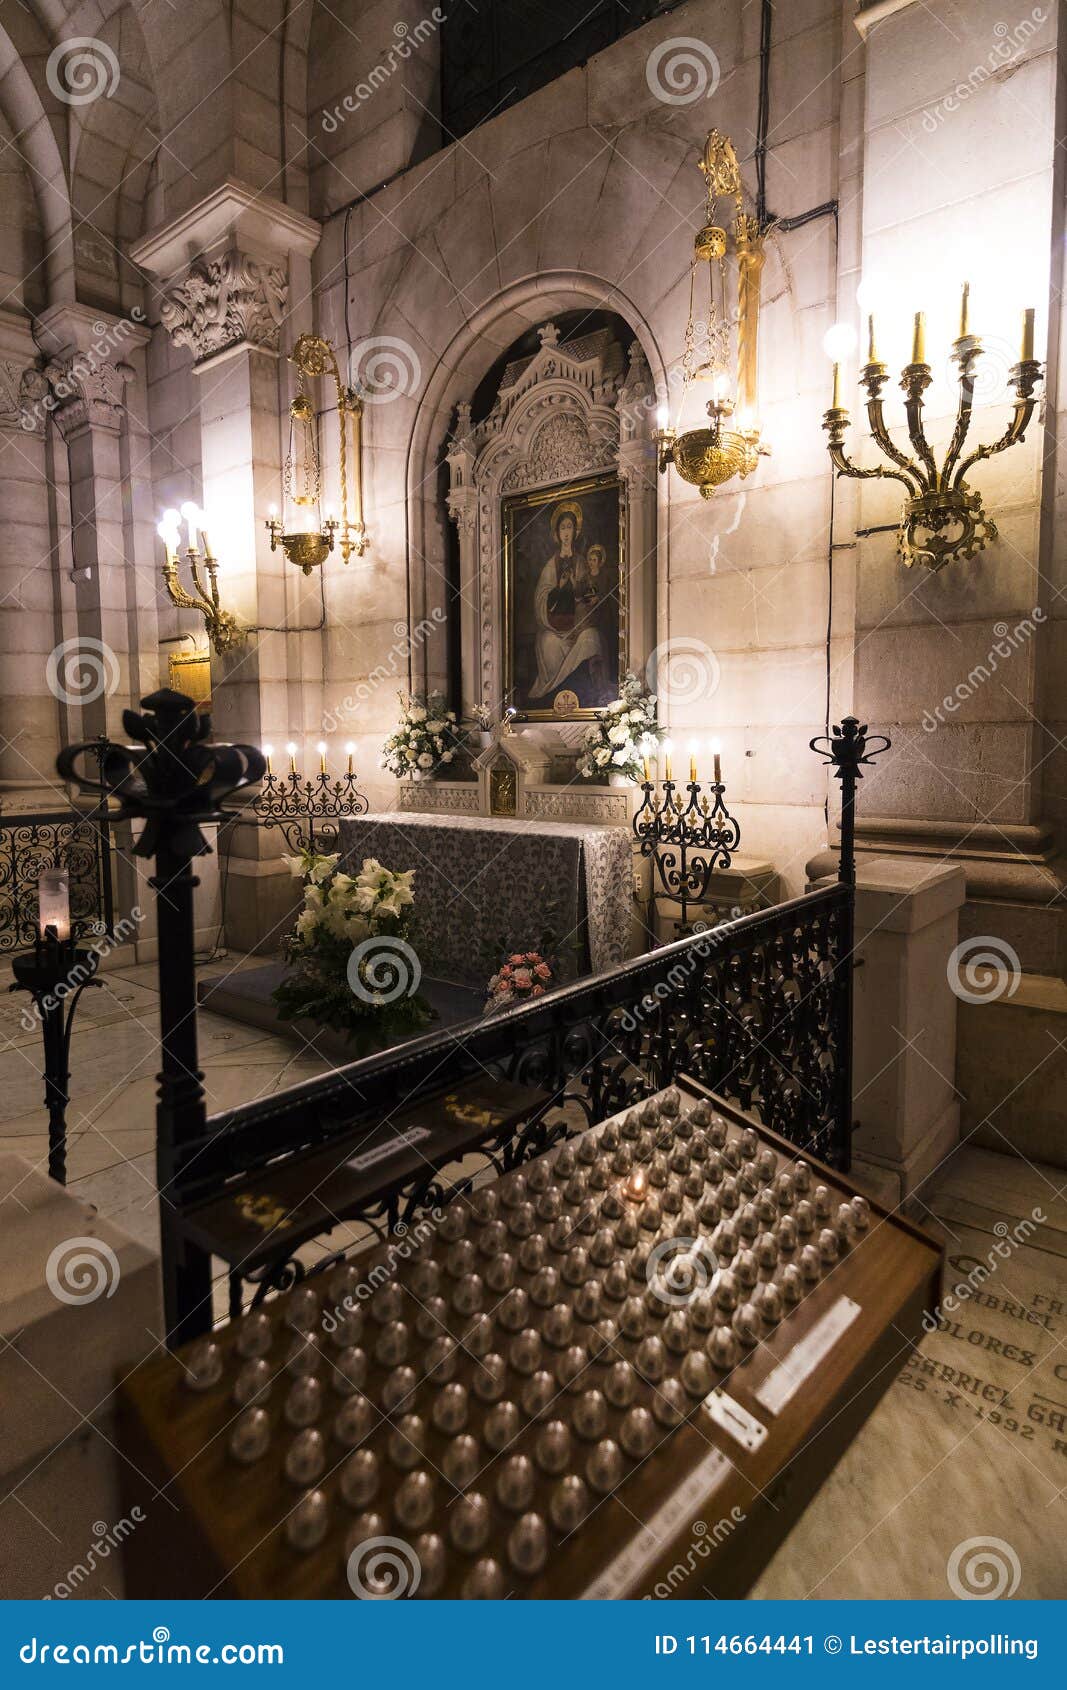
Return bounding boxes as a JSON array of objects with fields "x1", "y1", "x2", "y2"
[{"x1": 339, "y1": 813, "x2": 633, "y2": 988}]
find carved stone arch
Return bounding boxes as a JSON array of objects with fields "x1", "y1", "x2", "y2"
[{"x1": 403, "y1": 272, "x2": 666, "y2": 728}]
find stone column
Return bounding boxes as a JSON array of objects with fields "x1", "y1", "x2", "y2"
[
  {"x1": 130, "y1": 185, "x2": 321, "y2": 952},
  {"x1": 816, "y1": 2, "x2": 1066, "y2": 983},
  {"x1": 33, "y1": 304, "x2": 153, "y2": 750},
  {"x1": 0, "y1": 312, "x2": 60, "y2": 808}
]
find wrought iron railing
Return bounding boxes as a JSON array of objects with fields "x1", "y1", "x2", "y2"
[
  {"x1": 57, "y1": 692, "x2": 884, "y2": 1345},
  {"x1": 0, "y1": 805, "x2": 115, "y2": 954}
]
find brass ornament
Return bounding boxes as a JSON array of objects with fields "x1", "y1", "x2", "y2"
[
  {"x1": 824, "y1": 311, "x2": 1043, "y2": 571},
  {"x1": 267, "y1": 332, "x2": 368, "y2": 572},
  {"x1": 657, "y1": 130, "x2": 767, "y2": 499}
]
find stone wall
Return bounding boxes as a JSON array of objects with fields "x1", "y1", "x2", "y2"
[{"x1": 307, "y1": 0, "x2": 852, "y2": 893}]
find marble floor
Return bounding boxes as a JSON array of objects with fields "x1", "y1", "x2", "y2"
[{"x1": 2, "y1": 951, "x2": 1065, "y2": 1598}]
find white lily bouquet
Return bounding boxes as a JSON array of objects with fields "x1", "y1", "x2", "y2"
[
  {"x1": 576, "y1": 670, "x2": 662, "y2": 782},
  {"x1": 273, "y1": 847, "x2": 430, "y2": 1048},
  {"x1": 381, "y1": 690, "x2": 465, "y2": 780}
]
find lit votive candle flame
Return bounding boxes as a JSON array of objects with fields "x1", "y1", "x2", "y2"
[
  {"x1": 626, "y1": 1167, "x2": 648, "y2": 1203},
  {"x1": 286, "y1": 741, "x2": 297, "y2": 775},
  {"x1": 317, "y1": 741, "x2": 327, "y2": 774},
  {"x1": 346, "y1": 742, "x2": 355, "y2": 775}
]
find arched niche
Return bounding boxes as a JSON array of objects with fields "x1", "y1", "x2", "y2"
[{"x1": 403, "y1": 272, "x2": 666, "y2": 742}]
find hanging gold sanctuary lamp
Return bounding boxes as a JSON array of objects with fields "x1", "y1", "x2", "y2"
[
  {"x1": 656, "y1": 130, "x2": 767, "y2": 498},
  {"x1": 266, "y1": 333, "x2": 368, "y2": 575}
]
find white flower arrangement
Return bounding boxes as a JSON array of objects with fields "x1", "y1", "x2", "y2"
[
  {"x1": 273, "y1": 848, "x2": 427, "y2": 1041},
  {"x1": 576, "y1": 671, "x2": 662, "y2": 782},
  {"x1": 380, "y1": 690, "x2": 465, "y2": 780}
]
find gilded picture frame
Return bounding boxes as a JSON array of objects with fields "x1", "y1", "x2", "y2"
[{"x1": 502, "y1": 471, "x2": 626, "y2": 721}]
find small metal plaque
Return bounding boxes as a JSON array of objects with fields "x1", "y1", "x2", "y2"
[
  {"x1": 581, "y1": 1446, "x2": 731, "y2": 1599},
  {"x1": 702, "y1": 1387, "x2": 767, "y2": 1452},
  {"x1": 755, "y1": 1295, "x2": 862, "y2": 1417},
  {"x1": 346, "y1": 1125, "x2": 429, "y2": 1173}
]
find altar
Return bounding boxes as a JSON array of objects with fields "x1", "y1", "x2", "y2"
[{"x1": 338, "y1": 811, "x2": 634, "y2": 989}]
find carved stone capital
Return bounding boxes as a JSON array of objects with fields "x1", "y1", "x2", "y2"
[
  {"x1": 446, "y1": 484, "x2": 478, "y2": 538},
  {"x1": 44, "y1": 356, "x2": 129, "y2": 438},
  {"x1": 160, "y1": 250, "x2": 288, "y2": 367}
]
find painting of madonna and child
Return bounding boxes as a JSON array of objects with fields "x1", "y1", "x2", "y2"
[{"x1": 503, "y1": 474, "x2": 623, "y2": 718}]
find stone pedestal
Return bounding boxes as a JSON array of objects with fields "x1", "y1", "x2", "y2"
[
  {"x1": 819, "y1": 856, "x2": 966, "y2": 1208},
  {"x1": 653, "y1": 854, "x2": 779, "y2": 944},
  {"x1": 0, "y1": 1153, "x2": 161, "y2": 1598}
]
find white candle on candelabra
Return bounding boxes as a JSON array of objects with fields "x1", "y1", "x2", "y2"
[
  {"x1": 911, "y1": 311, "x2": 926, "y2": 365},
  {"x1": 642, "y1": 754, "x2": 650, "y2": 783},
  {"x1": 38, "y1": 868, "x2": 70, "y2": 942},
  {"x1": 711, "y1": 738, "x2": 722, "y2": 784},
  {"x1": 346, "y1": 742, "x2": 355, "y2": 776},
  {"x1": 263, "y1": 743, "x2": 273, "y2": 775},
  {"x1": 317, "y1": 741, "x2": 327, "y2": 775},
  {"x1": 688, "y1": 740, "x2": 698, "y2": 783},
  {"x1": 831, "y1": 362, "x2": 841, "y2": 409},
  {"x1": 286, "y1": 742, "x2": 297, "y2": 775},
  {"x1": 1021, "y1": 308, "x2": 1035, "y2": 361},
  {"x1": 662, "y1": 738, "x2": 673, "y2": 782},
  {"x1": 959, "y1": 281, "x2": 970, "y2": 339},
  {"x1": 867, "y1": 313, "x2": 878, "y2": 364}
]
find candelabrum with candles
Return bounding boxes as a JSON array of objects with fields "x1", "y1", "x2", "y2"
[
  {"x1": 824, "y1": 284, "x2": 1044, "y2": 571},
  {"x1": 8, "y1": 868, "x2": 102, "y2": 1184},
  {"x1": 252, "y1": 741, "x2": 369, "y2": 852},
  {"x1": 158, "y1": 504, "x2": 244, "y2": 652},
  {"x1": 632, "y1": 739, "x2": 740, "y2": 929}
]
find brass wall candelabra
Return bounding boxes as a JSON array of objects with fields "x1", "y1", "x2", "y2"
[
  {"x1": 632, "y1": 742, "x2": 740, "y2": 928},
  {"x1": 266, "y1": 333, "x2": 367, "y2": 575},
  {"x1": 253, "y1": 742, "x2": 369, "y2": 852},
  {"x1": 824, "y1": 286, "x2": 1044, "y2": 571},
  {"x1": 158, "y1": 504, "x2": 243, "y2": 653}
]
